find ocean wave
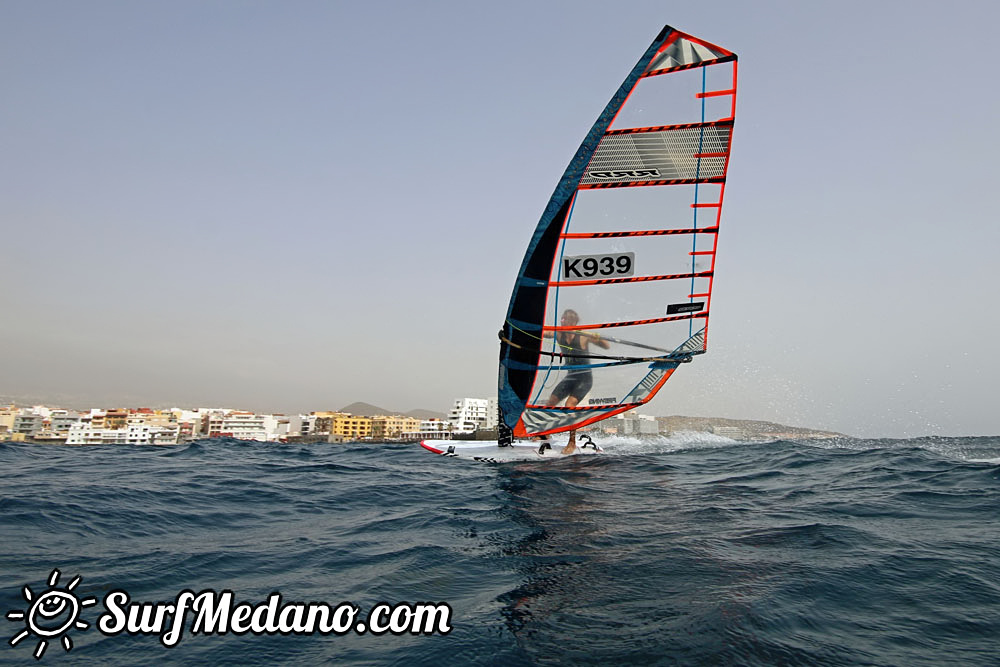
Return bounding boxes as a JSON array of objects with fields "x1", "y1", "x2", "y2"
[{"x1": 1, "y1": 436, "x2": 999, "y2": 665}]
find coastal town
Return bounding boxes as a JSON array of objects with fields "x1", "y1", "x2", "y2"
[
  {"x1": 0, "y1": 397, "x2": 841, "y2": 445},
  {"x1": 0, "y1": 398, "x2": 501, "y2": 446}
]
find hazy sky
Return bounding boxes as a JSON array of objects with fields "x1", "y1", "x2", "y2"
[{"x1": 3, "y1": 1, "x2": 998, "y2": 438}]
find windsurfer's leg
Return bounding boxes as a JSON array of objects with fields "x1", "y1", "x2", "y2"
[
  {"x1": 561, "y1": 396, "x2": 580, "y2": 454},
  {"x1": 548, "y1": 377, "x2": 573, "y2": 406},
  {"x1": 561, "y1": 430, "x2": 577, "y2": 454}
]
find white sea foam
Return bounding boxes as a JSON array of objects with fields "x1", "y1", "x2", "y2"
[{"x1": 583, "y1": 430, "x2": 745, "y2": 456}]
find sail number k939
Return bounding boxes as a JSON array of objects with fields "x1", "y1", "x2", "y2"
[{"x1": 562, "y1": 252, "x2": 634, "y2": 279}]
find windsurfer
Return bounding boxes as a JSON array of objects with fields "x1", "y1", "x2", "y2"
[{"x1": 545, "y1": 309, "x2": 610, "y2": 454}]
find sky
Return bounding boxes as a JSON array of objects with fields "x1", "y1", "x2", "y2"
[{"x1": 2, "y1": 0, "x2": 999, "y2": 438}]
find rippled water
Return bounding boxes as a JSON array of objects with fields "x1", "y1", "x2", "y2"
[{"x1": 2, "y1": 434, "x2": 999, "y2": 665}]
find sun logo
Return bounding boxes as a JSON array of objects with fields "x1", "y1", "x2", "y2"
[{"x1": 6, "y1": 569, "x2": 97, "y2": 660}]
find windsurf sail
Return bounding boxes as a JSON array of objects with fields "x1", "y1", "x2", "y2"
[{"x1": 498, "y1": 25, "x2": 738, "y2": 439}]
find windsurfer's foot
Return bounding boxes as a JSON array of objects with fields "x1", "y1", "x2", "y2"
[{"x1": 561, "y1": 443, "x2": 577, "y2": 455}]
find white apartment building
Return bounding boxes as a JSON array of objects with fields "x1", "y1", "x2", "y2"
[
  {"x1": 66, "y1": 418, "x2": 180, "y2": 445},
  {"x1": 447, "y1": 398, "x2": 498, "y2": 433},
  {"x1": 402, "y1": 419, "x2": 454, "y2": 441},
  {"x1": 206, "y1": 411, "x2": 281, "y2": 442},
  {"x1": 286, "y1": 414, "x2": 317, "y2": 438}
]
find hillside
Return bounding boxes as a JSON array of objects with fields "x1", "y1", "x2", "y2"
[
  {"x1": 338, "y1": 402, "x2": 447, "y2": 420},
  {"x1": 656, "y1": 415, "x2": 844, "y2": 439}
]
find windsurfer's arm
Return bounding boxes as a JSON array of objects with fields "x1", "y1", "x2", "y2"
[{"x1": 584, "y1": 331, "x2": 611, "y2": 349}]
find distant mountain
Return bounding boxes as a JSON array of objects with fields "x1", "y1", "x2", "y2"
[
  {"x1": 0, "y1": 392, "x2": 95, "y2": 411},
  {"x1": 338, "y1": 402, "x2": 390, "y2": 416},
  {"x1": 338, "y1": 402, "x2": 446, "y2": 420},
  {"x1": 656, "y1": 415, "x2": 845, "y2": 438}
]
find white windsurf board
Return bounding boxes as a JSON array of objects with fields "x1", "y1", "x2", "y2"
[{"x1": 420, "y1": 438, "x2": 602, "y2": 463}]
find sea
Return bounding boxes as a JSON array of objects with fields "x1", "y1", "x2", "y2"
[{"x1": 1, "y1": 434, "x2": 998, "y2": 666}]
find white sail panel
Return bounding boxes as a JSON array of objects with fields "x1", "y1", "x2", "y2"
[
  {"x1": 647, "y1": 34, "x2": 734, "y2": 72},
  {"x1": 581, "y1": 125, "x2": 731, "y2": 186}
]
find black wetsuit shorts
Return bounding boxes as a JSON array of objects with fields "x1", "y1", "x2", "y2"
[{"x1": 550, "y1": 370, "x2": 593, "y2": 402}]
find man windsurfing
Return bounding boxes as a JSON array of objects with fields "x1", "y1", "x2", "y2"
[{"x1": 545, "y1": 309, "x2": 610, "y2": 454}]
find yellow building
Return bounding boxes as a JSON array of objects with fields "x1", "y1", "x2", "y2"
[
  {"x1": 91, "y1": 409, "x2": 129, "y2": 430},
  {"x1": 131, "y1": 409, "x2": 178, "y2": 428},
  {"x1": 370, "y1": 415, "x2": 421, "y2": 441},
  {"x1": 330, "y1": 415, "x2": 373, "y2": 441},
  {"x1": 311, "y1": 411, "x2": 346, "y2": 435},
  {"x1": 0, "y1": 405, "x2": 16, "y2": 434}
]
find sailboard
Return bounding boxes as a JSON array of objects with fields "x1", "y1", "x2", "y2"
[
  {"x1": 420, "y1": 435, "x2": 602, "y2": 463},
  {"x1": 423, "y1": 25, "x2": 738, "y2": 462}
]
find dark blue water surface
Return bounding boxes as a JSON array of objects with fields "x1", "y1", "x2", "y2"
[{"x1": 2, "y1": 434, "x2": 999, "y2": 665}]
